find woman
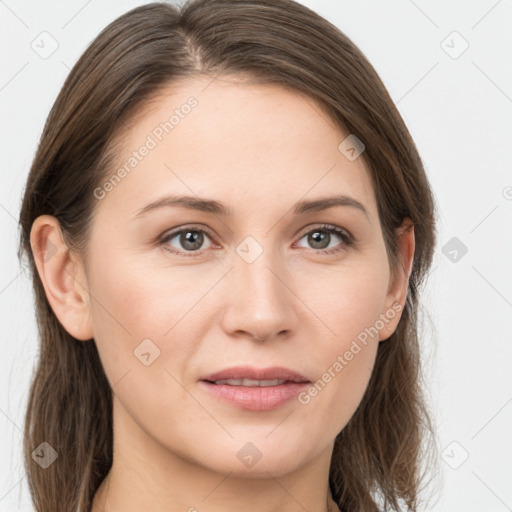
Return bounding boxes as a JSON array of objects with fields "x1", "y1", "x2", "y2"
[{"x1": 18, "y1": 0, "x2": 438, "y2": 511}]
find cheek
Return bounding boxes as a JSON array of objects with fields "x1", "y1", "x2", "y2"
[
  {"x1": 87, "y1": 247, "x2": 197, "y2": 337},
  {"x1": 293, "y1": 259, "x2": 388, "y2": 430},
  {"x1": 85, "y1": 246, "x2": 225, "y2": 391},
  {"x1": 297, "y1": 255, "x2": 390, "y2": 345},
  {"x1": 85, "y1": 251, "x2": 182, "y2": 382},
  {"x1": 307, "y1": 343, "x2": 378, "y2": 439},
  {"x1": 85, "y1": 256, "x2": 200, "y2": 425}
]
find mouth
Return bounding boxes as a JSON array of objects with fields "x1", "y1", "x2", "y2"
[
  {"x1": 199, "y1": 366, "x2": 310, "y2": 411},
  {"x1": 200, "y1": 365, "x2": 310, "y2": 384},
  {"x1": 205, "y1": 378, "x2": 296, "y2": 387}
]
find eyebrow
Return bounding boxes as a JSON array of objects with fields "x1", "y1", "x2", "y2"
[{"x1": 134, "y1": 194, "x2": 371, "y2": 222}]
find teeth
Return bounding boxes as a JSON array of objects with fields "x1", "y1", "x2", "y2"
[{"x1": 214, "y1": 378, "x2": 287, "y2": 387}]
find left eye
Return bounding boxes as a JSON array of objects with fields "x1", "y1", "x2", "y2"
[{"x1": 295, "y1": 225, "x2": 352, "y2": 253}]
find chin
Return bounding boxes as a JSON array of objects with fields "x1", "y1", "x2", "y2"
[{"x1": 194, "y1": 439, "x2": 310, "y2": 478}]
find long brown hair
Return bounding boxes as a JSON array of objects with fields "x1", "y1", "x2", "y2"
[{"x1": 18, "y1": 1, "x2": 438, "y2": 510}]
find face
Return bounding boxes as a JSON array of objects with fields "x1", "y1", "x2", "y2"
[{"x1": 66, "y1": 75, "x2": 408, "y2": 476}]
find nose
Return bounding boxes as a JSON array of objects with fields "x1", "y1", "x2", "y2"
[{"x1": 219, "y1": 244, "x2": 298, "y2": 343}]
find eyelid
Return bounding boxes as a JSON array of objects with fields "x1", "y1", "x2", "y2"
[
  {"x1": 295, "y1": 223, "x2": 353, "y2": 242},
  {"x1": 160, "y1": 223, "x2": 216, "y2": 237},
  {"x1": 159, "y1": 223, "x2": 217, "y2": 249}
]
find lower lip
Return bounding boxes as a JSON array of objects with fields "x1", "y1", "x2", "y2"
[{"x1": 199, "y1": 381, "x2": 310, "y2": 411}]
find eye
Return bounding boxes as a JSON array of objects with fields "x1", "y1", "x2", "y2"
[
  {"x1": 159, "y1": 223, "x2": 354, "y2": 257},
  {"x1": 160, "y1": 225, "x2": 215, "y2": 257},
  {"x1": 295, "y1": 224, "x2": 353, "y2": 255}
]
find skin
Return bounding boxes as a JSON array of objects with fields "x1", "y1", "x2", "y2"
[{"x1": 31, "y1": 74, "x2": 414, "y2": 512}]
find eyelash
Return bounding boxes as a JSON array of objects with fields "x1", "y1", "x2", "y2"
[{"x1": 159, "y1": 223, "x2": 354, "y2": 258}]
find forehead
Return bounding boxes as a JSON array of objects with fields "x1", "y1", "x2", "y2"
[{"x1": 96, "y1": 74, "x2": 378, "y2": 224}]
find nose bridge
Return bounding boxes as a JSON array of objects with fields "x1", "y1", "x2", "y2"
[
  {"x1": 221, "y1": 234, "x2": 295, "y2": 339},
  {"x1": 236, "y1": 236, "x2": 288, "y2": 309}
]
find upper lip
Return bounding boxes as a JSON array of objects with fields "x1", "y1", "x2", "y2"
[{"x1": 200, "y1": 365, "x2": 310, "y2": 383}]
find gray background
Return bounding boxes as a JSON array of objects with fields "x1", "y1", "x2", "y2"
[{"x1": 1, "y1": 0, "x2": 511, "y2": 510}]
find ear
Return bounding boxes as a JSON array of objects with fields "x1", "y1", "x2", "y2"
[
  {"x1": 378, "y1": 217, "x2": 415, "y2": 342},
  {"x1": 30, "y1": 215, "x2": 93, "y2": 341}
]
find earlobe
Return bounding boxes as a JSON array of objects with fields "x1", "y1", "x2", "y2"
[
  {"x1": 379, "y1": 217, "x2": 415, "y2": 342},
  {"x1": 30, "y1": 215, "x2": 93, "y2": 341}
]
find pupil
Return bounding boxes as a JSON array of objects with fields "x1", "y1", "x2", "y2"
[
  {"x1": 182, "y1": 231, "x2": 203, "y2": 250},
  {"x1": 309, "y1": 230, "x2": 329, "y2": 249}
]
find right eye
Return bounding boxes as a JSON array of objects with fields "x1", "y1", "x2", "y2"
[{"x1": 160, "y1": 225, "x2": 216, "y2": 257}]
